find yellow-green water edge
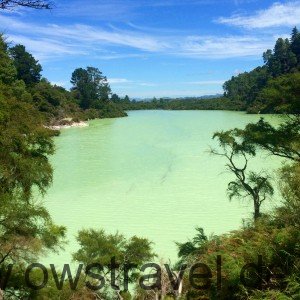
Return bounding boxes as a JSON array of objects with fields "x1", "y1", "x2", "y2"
[{"x1": 42, "y1": 110, "x2": 282, "y2": 266}]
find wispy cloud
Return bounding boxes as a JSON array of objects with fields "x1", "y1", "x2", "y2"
[
  {"x1": 217, "y1": 1, "x2": 300, "y2": 29},
  {"x1": 108, "y1": 78, "x2": 132, "y2": 84},
  {"x1": 186, "y1": 80, "x2": 225, "y2": 85},
  {"x1": 0, "y1": 10, "x2": 278, "y2": 62},
  {"x1": 178, "y1": 35, "x2": 271, "y2": 58}
]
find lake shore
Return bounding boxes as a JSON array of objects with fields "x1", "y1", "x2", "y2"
[{"x1": 46, "y1": 121, "x2": 89, "y2": 130}]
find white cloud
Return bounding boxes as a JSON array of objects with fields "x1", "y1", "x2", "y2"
[
  {"x1": 186, "y1": 80, "x2": 225, "y2": 85},
  {"x1": 217, "y1": 1, "x2": 300, "y2": 29},
  {"x1": 108, "y1": 78, "x2": 132, "y2": 84}
]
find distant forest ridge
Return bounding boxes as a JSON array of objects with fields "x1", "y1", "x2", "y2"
[{"x1": 117, "y1": 27, "x2": 300, "y2": 114}]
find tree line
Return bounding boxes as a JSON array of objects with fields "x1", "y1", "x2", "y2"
[
  {"x1": 121, "y1": 28, "x2": 300, "y2": 114},
  {"x1": 1, "y1": 36, "x2": 127, "y2": 128},
  {"x1": 223, "y1": 27, "x2": 300, "y2": 113}
]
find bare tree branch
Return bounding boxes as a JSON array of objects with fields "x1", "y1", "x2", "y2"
[{"x1": 0, "y1": 0, "x2": 52, "y2": 9}]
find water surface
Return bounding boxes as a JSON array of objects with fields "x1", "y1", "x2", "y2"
[{"x1": 44, "y1": 110, "x2": 281, "y2": 265}]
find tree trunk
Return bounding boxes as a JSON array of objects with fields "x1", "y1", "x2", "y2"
[{"x1": 254, "y1": 201, "x2": 260, "y2": 220}]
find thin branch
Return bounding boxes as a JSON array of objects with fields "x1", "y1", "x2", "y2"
[{"x1": 0, "y1": 0, "x2": 52, "y2": 9}]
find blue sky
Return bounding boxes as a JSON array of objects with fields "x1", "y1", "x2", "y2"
[{"x1": 1, "y1": 0, "x2": 300, "y2": 98}]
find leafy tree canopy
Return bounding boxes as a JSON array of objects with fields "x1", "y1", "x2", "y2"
[{"x1": 9, "y1": 44, "x2": 42, "y2": 86}]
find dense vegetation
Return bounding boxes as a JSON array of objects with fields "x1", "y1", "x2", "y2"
[
  {"x1": 0, "y1": 33, "x2": 67, "y2": 298},
  {"x1": 117, "y1": 96, "x2": 243, "y2": 111},
  {"x1": 223, "y1": 27, "x2": 300, "y2": 113},
  {"x1": 1, "y1": 35, "x2": 127, "y2": 128}
]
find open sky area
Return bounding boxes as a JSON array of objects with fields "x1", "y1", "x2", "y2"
[{"x1": 1, "y1": 0, "x2": 300, "y2": 98}]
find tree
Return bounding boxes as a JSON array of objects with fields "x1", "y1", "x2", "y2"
[
  {"x1": 223, "y1": 28, "x2": 300, "y2": 113},
  {"x1": 175, "y1": 227, "x2": 207, "y2": 264},
  {"x1": 70, "y1": 67, "x2": 111, "y2": 109},
  {"x1": 0, "y1": 35, "x2": 17, "y2": 85},
  {"x1": 253, "y1": 73, "x2": 300, "y2": 113},
  {"x1": 241, "y1": 117, "x2": 300, "y2": 162},
  {"x1": 73, "y1": 229, "x2": 155, "y2": 299},
  {"x1": 0, "y1": 96, "x2": 57, "y2": 200},
  {"x1": 123, "y1": 95, "x2": 130, "y2": 103},
  {"x1": 211, "y1": 129, "x2": 274, "y2": 220},
  {"x1": 10, "y1": 44, "x2": 42, "y2": 86},
  {"x1": 111, "y1": 93, "x2": 121, "y2": 103},
  {"x1": 291, "y1": 27, "x2": 300, "y2": 65},
  {"x1": 0, "y1": 0, "x2": 51, "y2": 9},
  {"x1": 0, "y1": 35, "x2": 65, "y2": 299},
  {"x1": 263, "y1": 38, "x2": 297, "y2": 76}
]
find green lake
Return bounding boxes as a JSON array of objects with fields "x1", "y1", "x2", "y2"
[{"x1": 43, "y1": 110, "x2": 282, "y2": 266}]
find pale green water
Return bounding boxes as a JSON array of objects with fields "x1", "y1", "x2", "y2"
[{"x1": 43, "y1": 110, "x2": 281, "y2": 266}]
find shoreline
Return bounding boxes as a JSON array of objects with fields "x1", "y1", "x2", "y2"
[{"x1": 46, "y1": 121, "x2": 89, "y2": 130}]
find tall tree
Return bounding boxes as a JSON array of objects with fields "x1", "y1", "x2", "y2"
[
  {"x1": 264, "y1": 38, "x2": 297, "y2": 76},
  {"x1": 211, "y1": 129, "x2": 274, "y2": 220},
  {"x1": 71, "y1": 67, "x2": 111, "y2": 109},
  {"x1": 291, "y1": 27, "x2": 300, "y2": 65},
  {"x1": 9, "y1": 44, "x2": 42, "y2": 86}
]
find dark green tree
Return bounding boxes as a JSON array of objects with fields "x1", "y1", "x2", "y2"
[
  {"x1": 211, "y1": 129, "x2": 274, "y2": 220},
  {"x1": 264, "y1": 38, "x2": 297, "y2": 76},
  {"x1": 123, "y1": 95, "x2": 130, "y2": 103},
  {"x1": 0, "y1": 35, "x2": 17, "y2": 85},
  {"x1": 71, "y1": 67, "x2": 111, "y2": 109},
  {"x1": 10, "y1": 44, "x2": 42, "y2": 86},
  {"x1": 239, "y1": 117, "x2": 300, "y2": 162},
  {"x1": 111, "y1": 93, "x2": 121, "y2": 103},
  {"x1": 175, "y1": 227, "x2": 207, "y2": 264},
  {"x1": 0, "y1": 36, "x2": 65, "y2": 299},
  {"x1": 291, "y1": 27, "x2": 300, "y2": 66}
]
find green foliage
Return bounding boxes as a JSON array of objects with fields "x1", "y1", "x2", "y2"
[
  {"x1": 253, "y1": 73, "x2": 300, "y2": 113},
  {"x1": 70, "y1": 66, "x2": 111, "y2": 110},
  {"x1": 224, "y1": 28, "x2": 300, "y2": 113},
  {"x1": 10, "y1": 44, "x2": 42, "y2": 86},
  {"x1": 0, "y1": 33, "x2": 66, "y2": 299},
  {"x1": 240, "y1": 117, "x2": 300, "y2": 162},
  {"x1": 73, "y1": 228, "x2": 155, "y2": 266},
  {"x1": 0, "y1": 96, "x2": 56, "y2": 199},
  {"x1": 122, "y1": 96, "x2": 243, "y2": 111},
  {"x1": 0, "y1": 34, "x2": 17, "y2": 85},
  {"x1": 223, "y1": 67, "x2": 271, "y2": 106},
  {"x1": 73, "y1": 228, "x2": 155, "y2": 299},
  {"x1": 212, "y1": 129, "x2": 274, "y2": 220},
  {"x1": 176, "y1": 227, "x2": 207, "y2": 264}
]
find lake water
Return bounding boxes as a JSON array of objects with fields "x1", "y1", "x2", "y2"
[{"x1": 43, "y1": 110, "x2": 282, "y2": 266}]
